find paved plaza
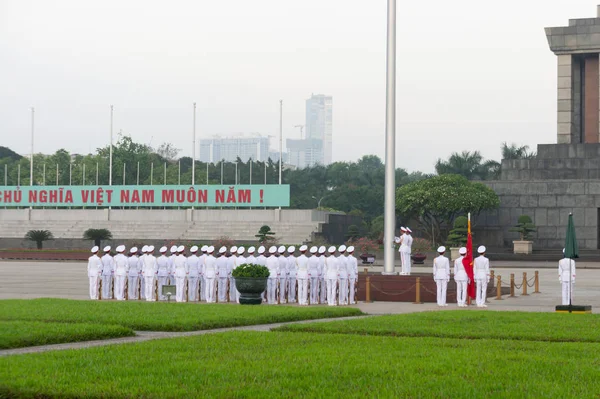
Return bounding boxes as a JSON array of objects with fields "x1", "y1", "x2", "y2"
[{"x1": 1, "y1": 260, "x2": 597, "y2": 313}]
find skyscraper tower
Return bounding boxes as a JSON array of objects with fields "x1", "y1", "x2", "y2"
[{"x1": 305, "y1": 94, "x2": 333, "y2": 165}]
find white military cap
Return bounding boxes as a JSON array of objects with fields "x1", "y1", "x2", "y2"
[
  {"x1": 477, "y1": 246, "x2": 486, "y2": 254},
  {"x1": 459, "y1": 247, "x2": 467, "y2": 255},
  {"x1": 269, "y1": 246, "x2": 277, "y2": 254},
  {"x1": 142, "y1": 245, "x2": 149, "y2": 253},
  {"x1": 318, "y1": 246, "x2": 326, "y2": 254},
  {"x1": 219, "y1": 246, "x2": 227, "y2": 254},
  {"x1": 257, "y1": 246, "x2": 266, "y2": 254},
  {"x1": 170, "y1": 245, "x2": 177, "y2": 253},
  {"x1": 116, "y1": 245, "x2": 125, "y2": 253},
  {"x1": 130, "y1": 247, "x2": 138, "y2": 254},
  {"x1": 159, "y1": 246, "x2": 167, "y2": 253},
  {"x1": 190, "y1": 245, "x2": 198, "y2": 253},
  {"x1": 237, "y1": 247, "x2": 245, "y2": 255},
  {"x1": 247, "y1": 246, "x2": 256, "y2": 254},
  {"x1": 91, "y1": 246, "x2": 99, "y2": 253},
  {"x1": 309, "y1": 246, "x2": 318, "y2": 254},
  {"x1": 437, "y1": 246, "x2": 446, "y2": 253},
  {"x1": 201, "y1": 245, "x2": 208, "y2": 252},
  {"x1": 177, "y1": 245, "x2": 185, "y2": 253},
  {"x1": 338, "y1": 245, "x2": 347, "y2": 253},
  {"x1": 394, "y1": 236, "x2": 401, "y2": 244},
  {"x1": 406, "y1": 227, "x2": 412, "y2": 233},
  {"x1": 328, "y1": 245, "x2": 336, "y2": 254},
  {"x1": 230, "y1": 246, "x2": 238, "y2": 254},
  {"x1": 207, "y1": 246, "x2": 215, "y2": 254},
  {"x1": 103, "y1": 245, "x2": 111, "y2": 252},
  {"x1": 299, "y1": 245, "x2": 308, "y2": 252},
  {"x1": 400, "y1": 227, "x2": 407, "y2": 232},
  {"x1": 278, "y1": 245, "x2": 286, "y2": 254},
  {"x1": 287, "y1": 246, "x2": 296, "y2": 253},
  {"x1": 148, "y1": 245, "x2": 155, "y2": 252},
  {"x1": 347, "y1": 246, "x2": 355, "y2": 253}
]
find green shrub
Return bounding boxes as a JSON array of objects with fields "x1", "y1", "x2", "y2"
[
  {"x1": 83, "y1": 228, "x2": 112, "y2": 247},
  {"x1": 232, "y1": 264, "x2": 270, "y2": 278},
  {"x1": 24, "y1": 230, "x2": 54, "y2": 250},
  {"x1": 509, "y1": 215, "x2": 537, "y2": 241},
  {"x1": 446, "y1": 216, "x2": 468, "y2": 247},
  {"x1": 255, "y1": 225, "x2": 276, "y2": 244}
]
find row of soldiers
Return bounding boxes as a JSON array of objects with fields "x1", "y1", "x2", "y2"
[{"x1": 87, "y1": 243, "x2": 359, "y2": 306}]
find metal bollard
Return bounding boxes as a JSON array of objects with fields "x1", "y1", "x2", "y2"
[
  {"x1": 495, "y1": 275, "x2": 503, "y2": 300},
  {"x1": 364, "y1": 267, "x2": 368, "y2": 275},
  {"x1": 522, "y1": 272, "x2": 529, "y2": 296},
  {"x1": 490, "y1": 270, "x2": 495, "y2": 282},
  {"x1": 510, "y1": 273, "x2": 515, "y2": 297},
  {"x1": 365, "y1": 276, "x2": 372, "y2": 303},
  {"x1": 534, "y1": 271, "x2": 541, "y2": 294},
  {"x1": 413, "y1": 277, "x2": 423, "y2": 304}
]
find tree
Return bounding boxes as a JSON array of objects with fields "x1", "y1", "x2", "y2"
[
  {"x1": 83, "y1": 228, "x2": 113, "y2": 247},
  {"x1": 156, "y1": 143, "x2": 180, "y2": 162},
  {"x1": 501, "y1": 142, "x2": 536, "y2": 160},
  {"x1": 435, "y1": 151, "x2": 499, "y2": 180},
  {"x1": 345, "y1": 225, "x2": 361, "y2": 240},
  {"x1": 446, "y1": 216, "x2": 469, "y2": 247},
  {"x1": 396, "y1": 174, "x2": 499, "y2": 245},
  {"x1": 509, "y1": 215, "x2": 537, "y2": 241},
  {"x1": 255, "y1": 225, "x2": 276, "y2": 244},
  {"x1": 25, "y1": 230, "x2": 54, "y2": 249}
]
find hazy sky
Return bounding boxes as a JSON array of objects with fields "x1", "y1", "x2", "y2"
[{"x1": 0, "y1": 0, "x2": 596, "y2": 172}]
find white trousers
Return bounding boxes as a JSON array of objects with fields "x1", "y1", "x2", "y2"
[
  {"x1": 320, "y1": 277, "x2": 327, "y2": 303},
  {"x1": 349, "y1": 278, "x2": 356, "y2": 304},
  {"x1": 187, "y1": 276, "x2": 200, "y2": 302},
  {"x1": 297, "y1": 278, "x2": 308, "y2": 305},
  {"x1": 288, "y1": 277, "x2": 297, "y2": 303},
  {"x1": 229, "y1": 277, "x2": 238, "y2": 303},
  {"x1": 561, "y1": 281, "x2": 574, "y2": 305},
  {"x1": 89, "y1": 276, "x2": 99, "y2": 300},
  {"x1": 175, "y1": 276, "x2": 186, "y2": 302},
  {"x1": 267, "y1": 278, "x2": 277, "y2": 304},
  {"x1": 338, "y1": 277, "x2": 348, "y2": 305},
  {"x1": 279, "y1": 277, "x2": 287, "y2": 303},
  {"x1": 127, "y1": 276, "x2": 139, "y2": 300},
  {"x1": 140, "y1": 275, "x2": 145, "y2": 299},
  {"x1": 114, "y1": 275, "x2": 126, "y2": 300},
  {"x1": 157, "y1": 276, "x2": 168, "y2": 300},
  {"x1": 475, "y1": 279, "x2": 488, "y2": 306},
  {"x1": 400, "y1": 251, "x2": 411, "y2": 275},
  {"x1": 309, "y1": 277, "x2": 319, "y2": 304},
  {"x1": 435, "y1": 279, "x2": 448, "y2": 306},
  {"x1": 217, "y1": 277, "x2": 228, "y2": 302},
  {"x1": 101, "y1": 274, "x2": 112, "y2": 299},
  {"x1": 200, "y1": 276, "x2": 206, "y2": 301},
  {"x1": 145, "y1": 276, "x2": 155, "y2": 301},
  {"x1": 205, "y1": 277, "x2": 216, "y2": 303},
  {"x1": 455, "y1": 280, "x2": 468, "y2": 306},
  {"x1": 326, "y1": 278, "x2": 337, "y2": 306}
]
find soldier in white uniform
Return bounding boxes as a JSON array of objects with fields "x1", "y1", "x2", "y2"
[
  {"x1": 256, "y1": 246, "x2": 267, "y2": 302},
  {"x1": 558, "y1": 249, "x2": 576, "y2": 305},
  {"x1": 433, "y1": 246, "x2": 450, "y2": 307},
  {"x1": 296, "y1": 245, "x2": 309, "y2": 305},
  {"x1": 100, "y1": 246, "x2": 114, "y2": 300},
  {"x1": 187, "y1": 246, "x2": 201, "y2": 302},
  {"x1": 199, "y1": 246, "x2": 208, "y2": 301},
  {"x1": 113, "y1": 245, "x2": 129, "y2": 301},
  {"x1": 232, "y1": 247, "x2": 246, "y2": 303},
  {"x1": 266, "y1": 246, "x2": 279, "y2": 304},
  {"x1": 405, "y1": 228, "x2": 414, "y2": 275},
  {"x1": 216, "y1": 246, "x2": 229, "y2": 302},
  {"x1": 227, "y1": 246, "x2": 238, "y2": 303},
  {"x1": 318, "y1": 246, "x2": 327, "y2": 304},
  {"x1": 347, "y1": 246, "x2": 358, "y2": 304},
  {"x1": 337, "y1": 245, "x2": 349, "y2": 305},
  {"x1": 398, "y1": 227, "x2": 408, "y2": 275},
  {"x1": 204, "y1": 246, "x2": 218, "y2": 303},
  {"x1": 168, "y1": 245, "x2": 178, "y2": 285},
  {"x1": 87, "y1": 246, "x2": 102, "y2": 300},
  {"x1": 139, "y1": 246, "x2": 147, "y2": 299},
  {"x1": 277, "y1": 245, "x2": 288, "y2": 304},
  {"x1": 324, "y1": 246, "x2": 340, "y2": 306},
  {"x1": 156, "y1": 246, "x2": 170, "y2": 300},
  {"x1": 474, "y1": 246, "x2": 490, "y2": 308},
  {"x1": 246, "y1": 246, "x2": 257, "y2": 265},
  {"x1": 173, "y1": 245, "x2": 188, "y2": 302},
  {"x1": 142, "y1": 245, "x2": 158, "y2": 301},
  {"x1": 454, "y1": 247, "x2": 469, "y2": 307},
  {"x1": 287, "y1": 246, "x2": 297, "y2": 303},
  {"x1": 307, "y1": 246, "x2": 320, "y2": 304},
  {"x1": 127, "y1": 247, "x2": 140, "y2": 300}
]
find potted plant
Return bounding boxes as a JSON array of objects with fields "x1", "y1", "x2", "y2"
[
  {"x1": 410, "y1": 238, "x2": 432, "y2": 264},
  {"x1": 446, "y1": 216, "x2": 468, "y2": 261},
  {"x1": 509, "y1": 215, "x2": 536, "y2": 254},
  {"x1": 233, "y1": 263, "x2": 270, "y2": 305},
  {"x1": 351, "y1": 237, "x2": 379, "y2": 265}
]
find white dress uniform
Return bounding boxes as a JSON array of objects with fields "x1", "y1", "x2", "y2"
[
  {"x1": 227, "y1": 246, "x2": 238, "y2": 303},
  {"x1": 296, "y1": 247, "x2": 309, "y2": 305},
  {"x1": 204, "y1": 247, "x2": 218, "y2": 303},
  {"x1": 398, "y1": 229, "x2": 408, "y2": 275},
  {"x1": 216, "y1": 247, "x2": 229, "y2": 302},
  {"x1": 156, "y1": 248, "x2": 170, "y2": 300},
  {"x1": 287, "y1": 246, "x2": 297, "y2": 303},
  {"x1": 318, "y1": 246, "x2": 327, "y2": 304},
  {"x1": 187, "y1": 247, "x2": 201, "y2": 302},
  {"x1": 100, "y1": 247, "x2": 114, "y2": 299},
  {"x1": 307, "y1": 247, "x2": 320, "y2": 304},
  {"x1": 168, "y1": 246, "x2": 177, "y2": 285},
  {"x1": 277, "y1": 246, "x2": 288, "y2": 304},
  {"x1": 199, "y1": 246, "x2": 208, "y2": 301},
  {"x1": 337, "y1": 246, "x2": 349, "y2": 305},
  {"x1": 454, "y1": 248, "x2": 469, "y2": 307},
  {"x1": 113, "y1": 246, "x2": 129, "y2": 300},
  {"x1": 87, "y1": 247, "x2": 102, "y2": 300},
  {"x1": 255, "y1": 246, "x2": 267, "y2": 301},
  {"x1": 143, "y1": 246, "x2": 158, "y2": 301},
  {"x1": 404, "y1": 230, "x2": 414, "y2": 275},
  {"x1": 173, "y1": 246, "x2": 189, "y2": 302},
  {"x1": 474, "y1": 246, "x2": 490, "y2": 307},
  {"x1": 266, "y1": 247, "x2": 279, "y2": 304},
  {"x1": 558, "y1": 254, "x2": 576, "y2": 305},
  {"x1": 324, "y1": 247, "x2": 340, "y2": 306},
  {"x1": 433, "y1": 247, "x2": 450, "y2": 306},
  {"x1": 233, "y1": 248, "x2": 246, "y2": 303},
  {"x1": 127, "y1": 248, "x2": 140, "y2": 300},
  {"x1": 139, "y1": 248, "x2": 147, "y2": 299},
  {"x1": 347, "y1": 247, "x2": 358, "y2": 304}
]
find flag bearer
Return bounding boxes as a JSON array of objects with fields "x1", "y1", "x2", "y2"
[{"x1": 454, "y1": 247, "x2": 469, "y2": 307}]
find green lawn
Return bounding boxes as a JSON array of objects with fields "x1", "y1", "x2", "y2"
[
  {"x1": 0, "y1": 321, "x2": 134, "y2": 350},
  {"x1": 275, "y1": 311, "x2": 600, "y2": 343},
  {"x1": 0, "y1": 299, "x2": 363, "y2": 332},
  {"x1": 1, "y1": 331, "x2": 599, "y2": 398}
]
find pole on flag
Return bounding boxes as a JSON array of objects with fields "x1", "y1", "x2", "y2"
[{"x1": 463, "y1": 212, "x2": 475, "y2": 303}]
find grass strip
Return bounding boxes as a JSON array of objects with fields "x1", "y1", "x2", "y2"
[
  {"x1": 0, "y1": 320, "x2": 134, "y2": 350},
  {"x1": 1, "y1": 331, "x2": 599, "y2": 398},
  {"x1": 0, "y1": 298, "x2": 363, "y2": 332},
  {"x1": 274, "y1": 310, "x2": 600, "y2": 343}
]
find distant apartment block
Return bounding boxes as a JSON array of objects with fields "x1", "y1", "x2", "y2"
[
  {"x1": 199, "y1": 135, "x2": 270, "y2": 163},
  {"x1": 286, "y1": 138, "x2": 323, "y2": 169},
  {"x1": 305, "y1": 94, "x2": 332, "y2": 166}
]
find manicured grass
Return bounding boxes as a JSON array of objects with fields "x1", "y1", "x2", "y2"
[
  {"x1": 275, "y1": 311, "x2": 600, "y2": 343},
  {"x1": 0, "y1": 321, "x2": 134, "y2": 349},
  {"x1": 1, "y1": 331, "x2": 599, "y2": 398},
  {"x1": 0, "y1": 299, "x2": 363, "y2": 332}
]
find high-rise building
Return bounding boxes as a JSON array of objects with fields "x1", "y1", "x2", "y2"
[
  {"x1": 305, "y1": 94, "x2": 333, "y2": 165},
  {"x1": 286, "y1": 138, "x2": 323, "y2": 169},
  {"x1": 199, "y1": 135, "x2": 270, "y2": 163}
]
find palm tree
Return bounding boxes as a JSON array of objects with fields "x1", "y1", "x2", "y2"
[
  {"x1": 501, "y1": 142, "x2": 536, "y2": 160},
  {"x1": 25, "y1": 230, "x2": 54, "y2": 249},
  {"x1": 83, "y1": 228, "x2": 113, "y2": 247}
]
